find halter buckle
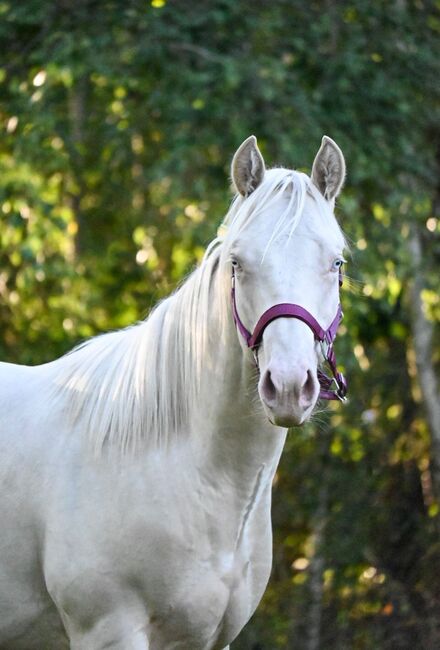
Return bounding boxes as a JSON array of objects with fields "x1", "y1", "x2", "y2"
[{"x1": 332, "y1": 373, "x2": 347, "y2": 402}]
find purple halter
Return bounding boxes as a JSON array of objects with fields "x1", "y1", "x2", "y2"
[{"x1": 231, "y1": 269, "x2": 348, "y2": 402}]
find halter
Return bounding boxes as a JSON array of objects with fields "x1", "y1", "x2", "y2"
[{"x1": 231, "y1": 268, "x2": 348, "y2": 402}]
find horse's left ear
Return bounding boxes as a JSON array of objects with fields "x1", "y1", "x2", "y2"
[
  {"x1": 231, "y1": 135, "x2": 265, "y2": 197},
  {"x1": 311, "y1": 136, "x2": 346, "y2": 203}
]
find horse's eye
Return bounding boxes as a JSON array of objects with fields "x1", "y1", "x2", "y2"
[
  {"x1": 332, "y1": 258, "x2": 346, "y2": 272},
  {"x1": 231, "y1": 258, "x2": 242, "y2": 271}
]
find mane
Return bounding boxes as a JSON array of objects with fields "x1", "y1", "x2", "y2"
[{"x1": 49, "y1": 168, "x2": 328, "y2": 453}]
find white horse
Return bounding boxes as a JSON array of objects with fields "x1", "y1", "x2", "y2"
[{"x1": 0, "y1": 135, "x2": 347, "y2": 649}]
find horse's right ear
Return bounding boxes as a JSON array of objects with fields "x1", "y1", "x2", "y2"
[{"x1": 231, "y1": 135, "x2": 265, "y2": 197}]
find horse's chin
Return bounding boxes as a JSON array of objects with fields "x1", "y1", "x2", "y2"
[{"x1": 263, "y1": 404, "x2": 315, "y2": 429}]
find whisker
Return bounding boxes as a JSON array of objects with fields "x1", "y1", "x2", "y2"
[{"x1": 341, "y1": 275, "x2": 364, "y2": 295}]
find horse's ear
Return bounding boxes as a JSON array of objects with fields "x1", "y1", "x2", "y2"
[
  {"x1": 231, "y1": 135, "x2": 265, "y2": 197},
  {"x1": 311, "y1": 136, "x2": 346, "y2": 203}
]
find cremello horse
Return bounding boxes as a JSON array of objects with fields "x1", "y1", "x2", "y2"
[{"x1": 0, "y1": 136, "x2": 347, "y2": 649}]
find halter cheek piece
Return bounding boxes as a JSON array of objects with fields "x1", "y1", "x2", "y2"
[{"x1": 231, "y1": 269, "x2": 348, "y2": 402}]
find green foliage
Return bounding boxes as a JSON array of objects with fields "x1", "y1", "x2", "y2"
[{"x1": 0, "y1": 0, "x2": 439, "y2": 647}]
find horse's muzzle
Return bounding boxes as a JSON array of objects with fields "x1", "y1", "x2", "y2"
[{"x1": 258, "y1": 364, "x2": 320, "y2": 427}]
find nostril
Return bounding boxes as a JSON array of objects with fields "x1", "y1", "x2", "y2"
[
  {"x1": 301, "y1": 370, "x2": 317, "y2": 404},
  {"x1": 261, "y1": 369, "x2": 277, "y2": 404},
  {"x1": 260, "y1": 366, "x2": 318, "y2": 411}
]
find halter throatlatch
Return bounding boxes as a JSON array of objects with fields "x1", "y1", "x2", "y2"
[{"x1": 231, "y1": 269, "x2": 348, "y2": 402}]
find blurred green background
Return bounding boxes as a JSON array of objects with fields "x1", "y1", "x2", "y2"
[{"x1": 1, "y1": 1, "x2": 439, "y2": 647}]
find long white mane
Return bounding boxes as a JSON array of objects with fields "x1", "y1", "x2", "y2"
[{"x1": 50, "y1": 169, "x2": 315, "y2": 453}]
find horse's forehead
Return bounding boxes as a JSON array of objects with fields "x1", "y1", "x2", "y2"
[
  {"x1": 242, "y1": 190, "x2": 344, "y2": 256},
  {"x1": 296, "y1": 200, "x2": 345, "y2": 251}
]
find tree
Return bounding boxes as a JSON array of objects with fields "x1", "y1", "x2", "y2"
[{"x1": 0, "y1": 1, "x2": 439, "y2": 646}]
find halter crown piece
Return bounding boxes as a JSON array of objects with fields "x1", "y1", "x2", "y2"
[{"x1": 231, "y1": 268, "x2": 348, "y2": 402}]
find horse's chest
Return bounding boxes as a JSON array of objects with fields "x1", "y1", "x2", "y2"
[
  {"x1": 135, "y1": 467, "x2": 274, "y2": 648},
  {"x1": 43, "y1": 457, "x2": 275, "y2": 649},
  {"x1": 146, "y1": 519, "x2": 272, "y2": 649}
]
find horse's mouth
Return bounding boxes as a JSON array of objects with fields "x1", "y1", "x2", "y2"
[{"x1": 263, "y1": 401, "x2": 315, "y2": 429}]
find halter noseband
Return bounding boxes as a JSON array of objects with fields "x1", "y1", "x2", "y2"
[{"x1": 231, "y1": 269, "x2": 348, "y2": 402}]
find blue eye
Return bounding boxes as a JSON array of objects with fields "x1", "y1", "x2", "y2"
[{"x1": 332, "y1": 258, "x2": 346, "y2": 272}]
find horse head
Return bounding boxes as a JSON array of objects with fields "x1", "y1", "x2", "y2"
[{"x1": 225, "y1": 135, "x2": 347, "y2": 427}]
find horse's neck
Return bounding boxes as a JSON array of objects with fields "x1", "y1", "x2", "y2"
[{"x1": 193, "y1": 289, "x2": 287, "y2": 499}]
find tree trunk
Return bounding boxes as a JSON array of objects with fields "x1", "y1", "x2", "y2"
[
  {"x1": 407, "y1": 224, "x2": 440, "y2": 500},
  {"x1": 67, "y1": 74, "x2": 89, "y2": 256},
  {"x1": 304, "y1": 481, "x2": 327, "y2": 650}
]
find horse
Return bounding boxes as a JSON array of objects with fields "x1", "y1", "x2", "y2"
[{"x1": 0, "y1": 135, "x2": 347, "y2": 649}]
